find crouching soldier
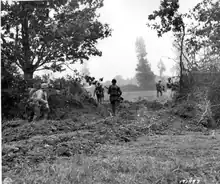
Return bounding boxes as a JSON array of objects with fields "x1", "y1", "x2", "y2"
[
  {"x1": 108, "y1": 79, "x2": 122, "y2": 116},
  {"x1": 28, "y1": 83, "x2": 50, "y2": 121}
]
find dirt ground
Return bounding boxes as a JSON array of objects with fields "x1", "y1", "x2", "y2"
[{"x1": 2, "y1": 98, "x2": 220, "y2": 184}]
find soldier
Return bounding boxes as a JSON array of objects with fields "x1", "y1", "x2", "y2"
[
  {"x1": 167, "y1": 77, "x2": 172, "y2": 89},
  {"x1": 166, "y1": 77, "x2": 172, "y2": 99},
  {"x1": 108, "y1": 79, "x2": 122, "y2": 116},
  {"x1": 156, "y1": 80, "x2": 163, "y2": 97},
  {"x1": 100, "y1": 84, "x2": 105, "y2": 103},
  {"x1": 94, "y1": 82, "x2": 103, "y2": 104},
  {"x1": 28, "y1": 83, "x2": 50, "y2": 121}
]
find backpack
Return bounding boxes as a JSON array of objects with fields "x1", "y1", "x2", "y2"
[
  {"x1": 29, "y1": 88, "x2": 38, "y2": 98},
  {"x1": 109, "y1": 85, "x2": 121, "y2": 96},
  {"x1": 95, "y1": 86, "x2": 102, "y2": 95},
  {"x1": 167, "y1": 82, "x2": 172, "y2": 89},
  {"x1": 156, "y1": 83, "x2": 162, "y2": 91}
]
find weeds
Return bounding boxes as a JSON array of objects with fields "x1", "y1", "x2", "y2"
[{"x1": 2, "y1": 99, "x2": 220, "y2": 184}]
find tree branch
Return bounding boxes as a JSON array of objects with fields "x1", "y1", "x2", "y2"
[
  {"x1": 33, "y1": 43, "x2": 46, "y2": 69},
  {"x1": 2, "y1": 49, "x2": 23, "y2": 69},
  {"x1": 37, "y1": 52, "x2": 54, "y2": 68},
  {"x1": 35, "y1": 67, "x2": 51, "y2": 71}
]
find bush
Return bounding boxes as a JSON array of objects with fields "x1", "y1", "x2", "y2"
[
  {"x1": 208, "y1": 76, "x2": 220, "y2": 125},
  {"x1": 2, "y1": 73, "x2": 98, "y2": 120},
  {"x1": 171, "y1": 100, "x2": 196, "y2": 119},
  {"x1": 2, "y1": 73, "x2": 28, "y2": 119}
]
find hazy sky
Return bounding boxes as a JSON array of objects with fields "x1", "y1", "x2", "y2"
[{"x1": 36, "y1": 0, "x2": 202, "y2": 81}]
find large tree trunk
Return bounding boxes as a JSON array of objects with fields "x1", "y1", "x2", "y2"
[
  {"x1": 179, "y1": 25, "x2": 186, "y2": 93},
  {"x1": 23, "y1": 69, "x2": 34, "y2": 87},
  {"x1": 22, "y1": 2, "x2": 33, "y2": 87},
  {"x1": 24, "y1": 71, "x2": 33, "y2": 80}
]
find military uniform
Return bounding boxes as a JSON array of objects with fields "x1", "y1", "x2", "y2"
[
  {"x1": 100, "y1": 85, "x2": 104, "y2": 102},
  {"x1": 94, "y1": 83, "x2": 104, "y2": 103},
  {"x1": 27, "y1": 83, "x2": 50, "y2": 121},
  {"x1": 166, "y1": 78, "x2": 173, "y2": 99},
  {"x1": 108, "y1": 80, "x2": 122, "y2": 116},
  {"x1": 156, "y1": 81, "x2": 163, "y2": 97}
]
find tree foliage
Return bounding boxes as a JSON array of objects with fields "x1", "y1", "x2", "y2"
[
  {"x1": 148, "y1": 0, "x2": 220, "y2": 73},
  {"x1": 185, "y1": 0, "x2": 220, "y2": 71},
  {"x1": 147, "y1": 0, "x2": 188, "y2": 91},
  {"x1": 1, "y1": 59, "x2": 28, "y2": 119},
  {"x1": 147, "y1": 0, "x2": 184, "y2": 37},
  {"x1": 1, "y1": 0, "x2": 112, "y2": 80},
  {"x1": 135, "y1": 37, "x2": 155, "y2": 89},
  {"x1": 84, "y1": 75, "x2": 103, "y2": 86}
]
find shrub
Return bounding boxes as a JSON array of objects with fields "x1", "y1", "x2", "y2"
[
  {"x1": 208, "y1": 76, "x2": 220, "y2": 125},
  {"x1": 2, "y1": 73, "x2": 28, "y2": 119}
]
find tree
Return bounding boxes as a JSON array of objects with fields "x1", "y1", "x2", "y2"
[
  {"x1": 1, "y1": 0, "x2": 111, "y2": 83},
  {"x1": 185, "y1": 0, "x2": 220, "y2": 72},
  {"x1": 157, "y1": 59, "x2": 166, "y2": 77},
  {"x1": 135, "y1": 37, "x2": 155, "y2": 89},
  {"x1": 148, "y1": 0, "x2": 220, "y2": 89},
  {"x1": 147, "y1": 0, "x2": 186, "y2": 91}
]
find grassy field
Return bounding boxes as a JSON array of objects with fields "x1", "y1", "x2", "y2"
[
  {"x1": 122, "y1": 90, "x2": 157, "y2": 101},
  {"x1": 3, "y1": 128, "x2": 220, "y2": 183},
  {"x1": 102, "y1": 90, "x2": 171, "y2": 102},
  {"x1": 4, "y1": 131, "x2": 220, "y2": 184},
  {"x1": 85, "y1": 86, "x2": 164, "y2": 101},
  {"x1": 3, "y1": 90, "x2": 220, "y2": 184}
]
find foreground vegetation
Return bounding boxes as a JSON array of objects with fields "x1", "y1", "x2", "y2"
[
  {"x1": 2, "y1": 98, "x2": 220, "y2": 184},
  {"x1": 4, "y1": 133, "x2": 220, "y2": 184}
]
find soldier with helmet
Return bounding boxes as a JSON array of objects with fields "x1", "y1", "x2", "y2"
[
  {"x1": 156, "y1": 80, "x2": 163, "y2": 97},
  {"x1": 27, "y1": 82, "x2": 50, "y2": 121},
  {"x1": 108, "y1": 79, "x2": 122, "y2": 116},
  {"x1": 94, "y1": 82, "x2": 104, "y2": 104}
]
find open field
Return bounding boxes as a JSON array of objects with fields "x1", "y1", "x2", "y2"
[
  {"x1": 85, "y1": 86, "x2": 166, "y2": 102},
  {"x1": 3, "y1": 101, "x2": 220, "y2": 184},
  {"x1": 4, "y1": 131, "x2": 220, "y2": 184},
  {"x1": 102, "y1": 90, "x2": 171, "y2": 102}
]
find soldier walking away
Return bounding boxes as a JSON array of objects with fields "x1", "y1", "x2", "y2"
[
  {"x1": 27, "y1": 83, "x2": 50, "y2": 122},
  {"x1": 156, "y1": 80, "x2": 163, "y2": 97},
  {"x1": 94, "y1": 82, "x2": 103, "y2": 104},
  {"x1": 167, "y1": 77, "x2": 172, "y2": 88},
  {"x1": 100, "y1": 84, "x2": 105, "y2": 103},
  {"x1": 108, "y1": 79, "x2": 122, "y2": 116}
]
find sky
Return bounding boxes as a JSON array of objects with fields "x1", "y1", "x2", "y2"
[{"x1": 36, "y1": 0, "x2": 202, "y2": 81}]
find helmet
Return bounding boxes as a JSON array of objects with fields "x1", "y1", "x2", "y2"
[
  {"x1": 41, "y1": 83, "x2": 48, "y2": 89},
  {"x1": 112, "y1": 79, "x2": 117, "y2": 84}
]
